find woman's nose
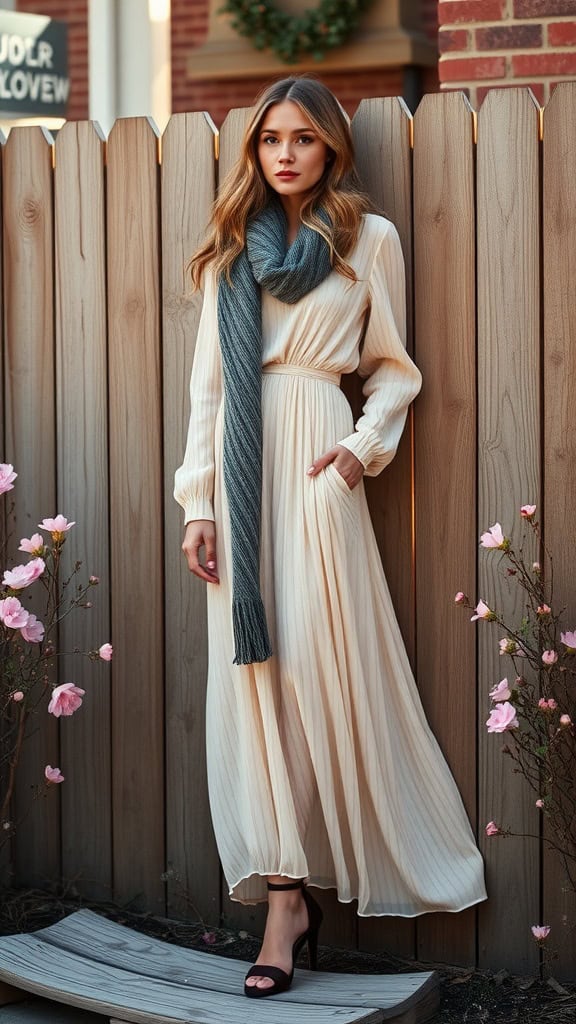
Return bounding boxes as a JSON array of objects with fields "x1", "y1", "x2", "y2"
[{"x1": 278, "y1": 144, "x2": 294, "y2": 163}]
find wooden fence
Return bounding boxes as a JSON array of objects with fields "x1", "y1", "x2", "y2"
[{"x1": 1, "y1": 84, "x2": 575, "y2": 981}]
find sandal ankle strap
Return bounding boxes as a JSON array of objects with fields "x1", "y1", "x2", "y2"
[{"x1": 267, "y1": 879, "x2": 304, "y2": 891}]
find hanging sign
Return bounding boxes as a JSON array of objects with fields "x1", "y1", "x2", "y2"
[{"x1": 0, "y1": 10, "x2": 69, "y2": 117}]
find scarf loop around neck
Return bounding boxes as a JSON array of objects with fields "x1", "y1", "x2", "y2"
[{"x1": 217, "y1": 203, "x2": 333, "y2": 665}]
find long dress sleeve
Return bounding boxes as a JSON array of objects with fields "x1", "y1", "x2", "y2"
[
  {"x1": 337, "y1": 221, "x2": 422, "y2": 476},
  {"x1": 173, "y1": 269, "x2": 222, "y2": 524}
]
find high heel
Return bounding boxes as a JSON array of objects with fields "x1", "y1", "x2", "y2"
[{"x1": 244, "y1": 879, "x2": 323, "y2": 998}]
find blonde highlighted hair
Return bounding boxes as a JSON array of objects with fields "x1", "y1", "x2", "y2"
[{"x1": 190, "y1": 76, "x2": 373, "y2": 288}]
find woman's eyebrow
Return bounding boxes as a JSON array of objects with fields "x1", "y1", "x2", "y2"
[{"x1": 259, "y1": 127, "x2": 317, "y2": 135}]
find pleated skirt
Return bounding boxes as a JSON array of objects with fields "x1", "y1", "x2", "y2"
[{"x1": 205, "y1": 364, "x2": 487, "y2": 916}]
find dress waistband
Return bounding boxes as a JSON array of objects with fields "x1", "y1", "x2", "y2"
[{"x1": 262, "y1": 363, "x2": 341, "y2": 386}]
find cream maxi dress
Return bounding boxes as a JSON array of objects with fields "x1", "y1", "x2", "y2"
[{"x1": 175, "y1": 213, "x2": 487, "y2": 916}]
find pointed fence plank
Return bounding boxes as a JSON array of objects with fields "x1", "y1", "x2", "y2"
[
  {"x1": 542, "y1": 81, "x2": 576, "y2": 982},
  {"x1": 352, "y1": 96, "x2": 416, "y2": 962},
  {"x1": 413, "y1": 90, "x2": 477, "y2": 967},
  {"x1": 1, "y1": 126, "x2": 59, "y2": 886},
  {"x1": 162, "y1": 111, "x2": 220, "y2": 924},
  {"x1": 54, "y1": 120, "x2": 112, "y2": 901},
  {"x1": 107, "y1": 117, "x2": 165, "y2": 911},
  {"x1": 476, "y1": 88, "x2": 541, "y2": 974}
]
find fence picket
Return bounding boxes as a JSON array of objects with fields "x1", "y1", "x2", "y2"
[
  {"x1": 476, "y1": 88, "x2": 541, "y2": 974},
  {"x1": 162, "y1": 111, "x2": 220, "y2": 923},
  {"x1": 54, "y1": 120, "x2": 112, "y2": 901},
  {"x1": 542, "y1": 81, "x2": 576, "y2": 979},
  {"x1": 2, "y1": 126, "x2": 59, "y2": 886},
  {"x1": 107, "y1": 117, "x2": 165, "y2": 911},
  {"x1": 353, "y1": 96, "x2": 416, "y2": 961},
  {"x1": 413, "y1": 90, "x2": 478, "y2": 967}
]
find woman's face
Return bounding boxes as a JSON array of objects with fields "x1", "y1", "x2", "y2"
[{"x1": 257, "y1": 100, "x2": 330, "y2": 200}]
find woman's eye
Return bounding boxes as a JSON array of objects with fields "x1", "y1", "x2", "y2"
[
  {"x1": 297, "y1": 135, "x2": 314, "y2": 144},
  {"x1": 262, "y1": 136, "x2": 278, "y2": 144}
]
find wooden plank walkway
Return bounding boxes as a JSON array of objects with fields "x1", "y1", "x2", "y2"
[{"x1": 0, "y1": 911, "x2": 439, "y2": 1024}]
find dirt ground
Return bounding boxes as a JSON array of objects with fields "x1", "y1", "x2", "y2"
[{"x1": 0, "y1": 887, "x2": 574, "y2": 1024}]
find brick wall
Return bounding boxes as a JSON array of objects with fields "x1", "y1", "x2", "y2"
[
  {"x1": 438, "y1": 0, "x2": 576, "y2": 107},
  {"x1": 172, "y1": 0, "x2": 439, "y2": 125},
  {"x1": 16, "y1": 0, "x2": 89, "y2": 121}
]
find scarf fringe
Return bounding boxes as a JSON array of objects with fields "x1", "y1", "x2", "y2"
[{"x1": 232, "y1": 596, "x2": 273, "y2": 666}]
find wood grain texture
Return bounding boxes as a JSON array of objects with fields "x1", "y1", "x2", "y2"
[
  {"x1": 161, "y1": 112, "x2": 220, "y2": 923},
  {"x1": 352, "y1": 97, "x2": 416, "y2": 962},
  {"x1": 0, "y1": 999, "x2": 103, "y2": 1024},
  {"x1": 54, "y1": 120, "x2": 112, "y2": 901},
  {"x1": 412, "y1": 91, "x2": 477, "y2": 967},
  {"x1": 106, "y1": 117, "x2": 165, "y2": 911},
  {"x1": 476, "y1": 88, "x2": 541, "y2": 974},
  {"x1": 2, "y1": 126, "x2": 59, "y2": 886},
  {"x1": 0, "y1": 910, "x2": 439, "y2": 1024},
  {"x1": 541, "y1": 82, "x2": 576, "y2": 982}
]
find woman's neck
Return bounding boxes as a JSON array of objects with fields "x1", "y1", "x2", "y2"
[{"x1": 279, "y1": 195, "x2": 302, "y2": 246}]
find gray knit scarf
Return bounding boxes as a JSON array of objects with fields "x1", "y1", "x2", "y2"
[{"x1": 217, "y1": 202, "x2": 332, "y2": 665}]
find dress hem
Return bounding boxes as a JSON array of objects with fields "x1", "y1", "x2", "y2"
[{"x1": 227, "y1": 872, "x2": 488, "y2": 918}]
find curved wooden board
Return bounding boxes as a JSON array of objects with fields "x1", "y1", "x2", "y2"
[
  {"x1": 106, "y1": 117, "x2": 165, "y2": 911},
  {"x1": 54, "y1": 119, "x2": 112, "y2": 901},
  {"x1": 476, "y1": 87, "x2": 541, "y2": 975},
  {"x1": 541, "y1": 81, "x2": 576, "y2": 982},
  {"x1": 412, "y1": 90, "x2": 477, "y2": 967},
  {"x1": 161, "y1": 111, "x2": 220, "y2": 923}
]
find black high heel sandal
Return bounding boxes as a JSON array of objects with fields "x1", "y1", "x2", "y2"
[{"x1": 244, "y1": 879, "x2": 323, "y2": 998}]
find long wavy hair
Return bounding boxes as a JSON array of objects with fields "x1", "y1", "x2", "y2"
[{"x1": 190, "y1": 76, "x2": 373, "y2": 288}]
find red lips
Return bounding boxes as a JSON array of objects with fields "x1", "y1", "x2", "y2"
[{"x1": 275, "y1": 171, "x2": 299, "y2": 179}]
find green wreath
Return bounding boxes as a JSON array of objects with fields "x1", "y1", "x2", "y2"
[{"x1": 220, "y1": 0, "x2": 373, "y2": 64}]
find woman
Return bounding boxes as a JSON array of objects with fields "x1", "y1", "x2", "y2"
[{"x1": 175, "y1": 75, "x2": 486, "y2": 998}]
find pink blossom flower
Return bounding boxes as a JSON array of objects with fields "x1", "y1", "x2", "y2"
[
  {"x1": 538, "y1": 698, "x2": 558, "y2": 711},
  {"x1": 520, "y1": 505, "x2": 537, "y2": 519},
  {"x1": 38, "y1": 515, "x2": 76, "y2": 542},
  {"x1": 47, "y1": 682, "x2": 85, "y2": 718},
  {"x1": 499, "y1": 637, "x2": 518, "y2": 656},
  {"x1": 98, "y1": 643, "x2": 113, "y2": 661},
  {"x1": 542, "y1": 650, "x2": 558, "y2": 666},
  {"x1": 561, "y1": 630, "x2": 576, "y2": 653},
  {"x1": 89, "y1": 575, "x2": 99, "y2": 585},
  {"x1": 560, "y1": 714, "x2": 572, "y2": 728},
  {"x1": 531, "y1": 925, "x2": 550, "y2": 941},
  {"x1": 489, "y1": 678, "x2": 512, "y2": 702},
  {"x1": 532, "y1": 561, "x2": 541, "y2": 573},
  {"x1": 454, "y1": 592, "x2": 467, "y2": 605},
  {"x1": 535, "y1": 799, "x2": 544, "y2": 809},
  {"x1": 537, "y1": 604, "x2": 551, "y2": 616},
  {"x1": 479, "y1": 523, "x2": 507, "y2": 549},
  {"x1": 201, "y1": 931, "x2": 216, "y2": 945},
  {"x1": 486, "y1": 701, "x2": 519, "y2": 733},
  {"x1": 11, "y1": 691, "x2": 24, "y2": 702},
  {"x1": 0, "y1": 596, "x2": 30, "y2": 629},
  {"x1": 485, "y1": 821, "x2": 500, "y2": 836},
  {"x1": 20, "y1": 613, "x2": 45, "y2": 644},
  {"x1": 0, "y1": 463, "x2": 17, "y2": 495},
  {"x1": 471, "y1": 600, "x2": 496, "y2": 622},
  {"x1": 18, "y1": 533, "x2": 45, "y2": 555},
  {"x1": 44, "y1": 765, "x2": 64, "y2": 784},
  {"x1": 3, "y1": 557, "x2": 45, "y2": 590}
]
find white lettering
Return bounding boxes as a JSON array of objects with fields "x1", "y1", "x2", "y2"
[
  {"x1": 0, "y1": 36, "x2": 7, "y2": 64},
  {"x1": 37, "y1": 41, "x2": 54, "y2": 69},
  {"x1": 24, "y1": 37, "x2": 39, "y2": 68},
  {"x1": 0, "y1": 68, "x2": 10, "y2": 98},
  {"x1": 53, "y1": 76, "x2": 69, "y2": 103},
  {"x1": 28, "y1": 72, "x2": 41, "y2": 101},
  {"x1": 8, "y1": 35, "x2": 25, "y2": 67},
  {"x1": 41, "y1": 75, "x2": 54, "y2": 103},
  {"x1": 10, "y1": 69, "x2": 27, "y2": 100}
]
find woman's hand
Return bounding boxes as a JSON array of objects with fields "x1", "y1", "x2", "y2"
[
  {"x1": 307, "y1": 444, "x2": 364, "y2": 490},
  {"x1": 182, "y1": 520, "x2": 219, "y2": 583}
]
